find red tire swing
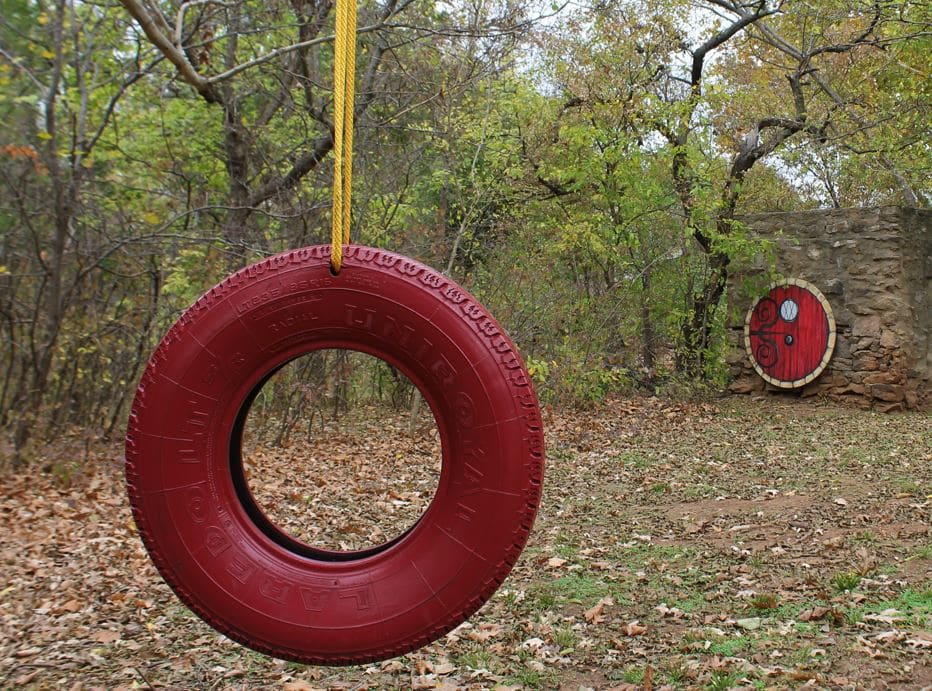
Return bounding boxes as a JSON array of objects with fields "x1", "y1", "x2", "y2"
[{"x1": 125, "y1": 0, "x2": 543, "y2": 667}]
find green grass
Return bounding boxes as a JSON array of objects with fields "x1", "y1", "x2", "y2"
[
  {"x1": 620, "y1": 666, "x2": 645, "y2": 684},
  {"x1": 708, "y1": 635, "x2": 750, "y2": 657},
  {"x1": 707, "y1": 670, "x2": 742, "y2": 691},
  {"x1": 552, "y1": 626, "x2": 577, "y2": 650},
  {"x1": 612, "y1": 542, "x2": 694, "y2": 563},
  {"x1": 772, "y1": 600, "x2": 815, "y2": 621},
  {"x1": 794, "y1": 621, "x2": 815, "y2": 634},
  {"x1": 750, "y1": 593, "x2": 780, "y2": 612},
  {"x1": 554, "y1": 542, "x2": 578, "y2": 558},
  {"x1": 831, "y1": 570, "x2": 862, "y2": 592},
  {"x1": 683, "y1": 483, "x2": 716, "y2": 499},
  {"x1": 615, "y1": 451, "x2": 651, "y2": 468},
  {"x1": 671, "y1": 592, "x2": 707, "y2": 614},
  {"x1": 456, "y1": 649, "x2": 500, "y2": 672},
  {"x1": 895, "y1": 477, "x2": 922, "y2": 495},
  {"x1": 661, "y1": 660, "x2": 690, "y2": 685},
  {"x1": 852, "y1": 530, "x2": 876, "y2": 544},
  {"x1": 547, "y1": 574, "x2": 614, "y2": 604},
  {"x1": 505, "y1": 668, "x2": 555, "y2": 689},
  {"x1": 847, "y1": 587, "x2": 932, "y2": 628}
]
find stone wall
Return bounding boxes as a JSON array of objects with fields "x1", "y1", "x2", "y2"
[{"x1": 727, "y1": 207, "x2": 931, "y2": 411}]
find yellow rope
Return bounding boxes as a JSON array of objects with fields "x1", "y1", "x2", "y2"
[{"x1": 330, "y1": 0, "x2": 357, "y2": 273}]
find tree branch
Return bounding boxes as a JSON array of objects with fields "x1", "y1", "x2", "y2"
[{"x1": 119, "y1": 0, "x2": 220, "y2": 103}]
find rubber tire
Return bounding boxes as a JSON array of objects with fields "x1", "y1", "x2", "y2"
[{"x1": 125, "y1": 245, "x2": 545, "y2": 665}]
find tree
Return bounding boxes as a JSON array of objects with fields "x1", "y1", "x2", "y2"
[
  {"x1": 713, "y1": 0, "x2": 929, "y2": 208},
  {"x1": 0, "y1": 0, "x2": 166, "y2": 460},
  {"x1": 530, "y1": 0, "x2": 928, "y2": 377},
  {"x1": 117, "y1": 0, "x2": 535, "y2": 257}
]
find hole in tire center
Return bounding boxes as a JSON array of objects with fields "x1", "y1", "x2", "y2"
[{"x1": 239, "y1": 349, "x2": 442, "y2": 553}]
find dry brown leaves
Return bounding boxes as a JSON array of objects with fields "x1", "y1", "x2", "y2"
[{"x1": 1, "y1": 397, "x2": 930, "y2": 689}]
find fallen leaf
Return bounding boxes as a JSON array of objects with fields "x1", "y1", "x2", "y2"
[
  {"x1": 584, "y1": 595, "x2": 614, "y2": 624},
  {"x1": 655, "y1": 603, "x2": 685, "y2": 619},
  {"x1": 863, "y1": 609, "x2": 905, "y2": 625},
  {"x1": 466, "y1": 622, "x2": 503, "y2": 642},
  {"x1": 91, "y1": 630, "x2": 120, "y2": 643},
  {"x1": 433, "y1": 660, "x2": 456, "y2": 675},
  {"x1": 521, "y1": 636, "x2": 545, "y2": 650},
  {"x1": 622, "y1": 621, "x2": 647, "y2": 636},
  {"x1": 57, "y1": 599, "x2": 81, "y2": 614},
  {"x1": 13, "y1": 671, "x2": 40, "y2": 685},
  {"x1": 799, "y1": 606, "x2": 832, "y2": 622},
  {"x1": 905, "y1": 636, "x2": 932, "y2": 649},
  {"x1": 411, "y1": 675, "x2": 435, "y2": 690}
]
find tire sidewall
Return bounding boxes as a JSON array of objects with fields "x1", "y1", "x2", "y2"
[{"x1": 126, "y1": 245, "x2": 544, "y2": 664}]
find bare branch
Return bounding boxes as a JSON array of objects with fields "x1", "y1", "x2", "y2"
[
  {"x1": 119, "y1": 0, "x2": 220, "y2": 102},
  {"x1": 208, "y1": 0, "x2": 415, "y2": 86},
  {"x1": 175, "y1": 0, "x2": 234, "y2": 49},
  {"x1": 0, "y1": 45, "x2": 47, "y2": 91},
  {"x1": 745, "y1": 15, "x2": 921, "y2": 205},
  {"x1": 691, "y1": 1, "x2": 775, "y2": 90}
]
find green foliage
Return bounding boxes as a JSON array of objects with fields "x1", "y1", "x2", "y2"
[
  {"x1": 1, "y1": 0, "x2": 928, "y2": 438},
  {"x1": 831, "y1": 571, "x2": 862, "y2": 593}
]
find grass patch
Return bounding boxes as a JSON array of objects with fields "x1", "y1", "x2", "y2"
[
  {"x1": 848, "y1": 587, "x2": 932, "y2": 628},
  {"x1": 457, "y1": 648, "x2": 501, "y2": 673},
  {"x1": 613, "y1": 542, "x2": 694, "y2": 564},
  {"x1": 616, "y1": 451, "x2": 651, "y2": 468},
  {"x1": 750, "y1": 593, "x2": 780, "y2": 612},
  {"x1": 683, "y1": 483, "x2": 716, "y2": 499},
  {"x1": 707, "y1": 671, "x2": 742, "y2": 691},
  {"x1": 620, "y1": 665, "x2": 645, "y2": 684},
  {"x1": 552, "y1": 626, "x2": 577, "y2": 651},
  {"x1": 504, "y1": 667, "x2": 555, "y2": 689},
  {"x1": 831, "y1": 571, "x2": 862, "y2": 592},
  {"x1": 708, "y1": 635, "x2": 750, "y2": 656},
  {"x1": 671, "y1": 592, "x2": 707, "y2": 614},
  {"x1": 546, "y1": 574, "x2": 614, "y2": 604},
  {"x1": 895, "y1": 477, "x2": 922, "y2": 495}
]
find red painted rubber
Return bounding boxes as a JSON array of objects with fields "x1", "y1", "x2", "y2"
[{"x1": 125, "y1": 245, "x2": 544, "y2": 665}]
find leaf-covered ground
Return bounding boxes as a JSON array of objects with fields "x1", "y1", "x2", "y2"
[{"x1": 1, "y1": 397, "x2": 930, "y2": 690}]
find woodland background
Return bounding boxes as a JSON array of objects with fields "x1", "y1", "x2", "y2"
[{"x1": 1, "y1": 0, "x2": 929, "y2": 459}]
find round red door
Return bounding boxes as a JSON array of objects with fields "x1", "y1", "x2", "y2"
[{"x1": 744, "y1": 279, "x2": 836, "y2": 388}]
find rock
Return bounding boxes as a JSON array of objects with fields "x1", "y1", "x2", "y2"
[
  {"x1": 855, "y1": 355, "x2": 883, "y2": 371},
  {"x1": 729, "y1": 378, "x2": 761, "y2": 394},
  {"x1": 874, "y1": 402, "x2": 905, "y2": 413},
  {"x1": 736, "y1": 617, "x2": 762, "y2": 631},
  {"x1": 864, "y1": 372, "x2": 899, "y2": 386},
  {"x1": 870, "y1": 384, "x2": 905, "y2": 402},
  {"x1": 879, "y1": 329, "x2": 900, "y2": 350},
  {"x1": 851, "y1": 315, "x2": 882, "y2": 339}
]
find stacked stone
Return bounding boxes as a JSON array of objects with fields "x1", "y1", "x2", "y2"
[{"x1": 727, "y1": 207, "x2": 931, "y2": 411}]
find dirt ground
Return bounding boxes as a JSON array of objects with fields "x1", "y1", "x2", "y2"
[{"x1": 1, "y1": 396, "x2": 930, "y2": 690}]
